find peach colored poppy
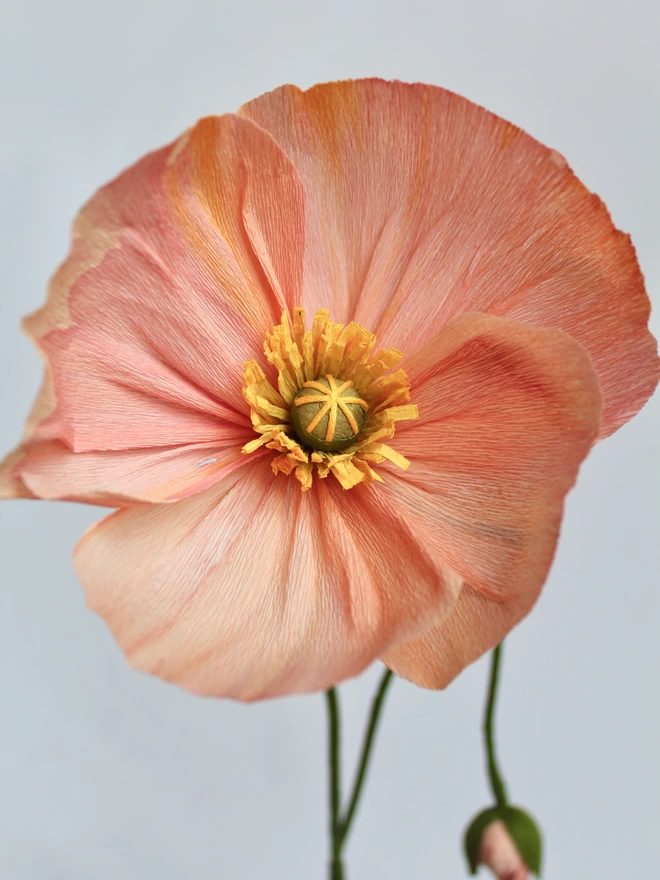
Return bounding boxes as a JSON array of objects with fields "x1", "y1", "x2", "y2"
[
  {"x1": 478, "y1": 821, "x2": 530, "y2": 880},
  {"x1": 1, "y1": 80, "x2": 657, "y2": 699}
]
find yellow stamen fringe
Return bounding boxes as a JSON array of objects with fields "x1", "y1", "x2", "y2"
[{"x1": 242, "y1": 308, "x2": 419, "y2": 491}]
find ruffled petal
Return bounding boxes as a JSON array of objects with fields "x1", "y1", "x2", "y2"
[
  {"x1": 75, "y1": 459, "x2": 461, "y2": 700},
  {"x1": 385, "y1": 585, "x2": 534, "y2": 691},
  {"x1": 3, "y1": 438, "x2": 257, "y2": 506},
  {"x1": 240, "y1": 79, "x2": 658, "y2": 439},
  {"x1": 380, "y1": 312, "x2": 601, "y2": 687},
  {"x1": 22, "y1": 113, "x2": 305, "y2": 453}
]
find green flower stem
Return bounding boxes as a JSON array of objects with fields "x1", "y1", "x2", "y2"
[
  {"x1": 337, "y1": 668, "x2": 394, "y2": 847},
  {"x1": 325, "y1": 688, "x2": 343, "y2": 876},
  {"x1": 483, "y1": 642, "x2": 508, "y2": 808},
  {"x1": 330, "y1": 859, "x2": 345, "y2": 880},
  {"x1": 324, "y1": 667, "x2": 395, "y2": 878}
]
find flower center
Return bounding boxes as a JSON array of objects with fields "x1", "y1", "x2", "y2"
[
  {"x1": 241, "y1": 308, "x2": 418, "y2": 491},
  {"x1": 291, "y1": 375, "x2": 369, "y2": 452}
]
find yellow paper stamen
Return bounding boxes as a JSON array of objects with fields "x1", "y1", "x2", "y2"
[{"x1": 241, "y1": 309, "x2": 418, "y2": 490}]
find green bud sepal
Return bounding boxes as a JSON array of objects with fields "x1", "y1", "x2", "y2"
[{"x1": 463, "y1": 804, "x2": 543, "y2": 876}]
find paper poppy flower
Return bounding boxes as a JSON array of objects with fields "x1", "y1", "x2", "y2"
[{"x1": 1, "y1": 80, "x2": 657, "y2": 700}]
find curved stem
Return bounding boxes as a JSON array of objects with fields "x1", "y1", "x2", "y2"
[
  {"x1": 483, "y1": 642, "x2": 508, "y2": 808},
  {"x1": 325, "y1": 688, "x2": 343, "y2": 876},
  {"x1": 338, "y1": 668, "x2": 394, "y2": 847}
]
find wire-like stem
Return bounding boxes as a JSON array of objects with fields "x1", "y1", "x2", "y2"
[
  {"x1": 324, "y1": 668, "x2": 395, "y2": 878},
  {"x1": 325, "y1": 688, "x2": 343, "y2": 877},
  {"x1": 483, "y1": 642, "x2": 508, "y2": 808},
  {"x1": 338, "y1": 668, "x2": 394, "y2": 848}
]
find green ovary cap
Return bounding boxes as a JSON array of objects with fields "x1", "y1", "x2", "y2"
[{"x1": 291, "y1": 376, "x2": 369, "y2": 452}]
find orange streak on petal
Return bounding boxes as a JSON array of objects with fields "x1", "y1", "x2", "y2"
[
  {"x1": 165, "y1": 114, "x2": 305, "y2": 335},
  {"x1": 241, "y1": 78, "x2": 658, "y2": 440}
]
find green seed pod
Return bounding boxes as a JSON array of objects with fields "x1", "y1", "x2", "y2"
[{"x1": 291, "y1": 376, "x2": 368, "y2": 452}]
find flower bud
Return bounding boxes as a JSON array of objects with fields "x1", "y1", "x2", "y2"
[{"x1": 463, "y1": 806, "x2": 542, "y2": 877}]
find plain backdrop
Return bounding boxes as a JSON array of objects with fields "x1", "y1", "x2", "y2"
[{"x1": 1, "y1": 1, "x2": 658, "y2": 878}]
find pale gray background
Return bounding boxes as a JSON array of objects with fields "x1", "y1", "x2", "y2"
[{"x1": 1, "y1": 1, "x2": 658, "y2": 878}]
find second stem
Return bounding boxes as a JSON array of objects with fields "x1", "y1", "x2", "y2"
[
  {"x1": 326, "y1": 668, "x2": 394, "y2": 877},
  {"x1": 483, "y1": 642, "x2": 508, "y2": 808}
]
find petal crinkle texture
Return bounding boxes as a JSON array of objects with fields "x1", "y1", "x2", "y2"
[
  {"x1": 2, "y1": 113, "x2": 306, "y2": 503},
  {"x1": 1, "y1": 440, "x2": 262, "y2": 507},
  {"x1": 74, "y1": 459, "x2": 462, "y2": 700},
  {"x1": 379, "y1": 312, "x2": 602, "y2": 688},
  {"x1": 240, "y1": 78, "x2": 659, "y2": 440}
]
